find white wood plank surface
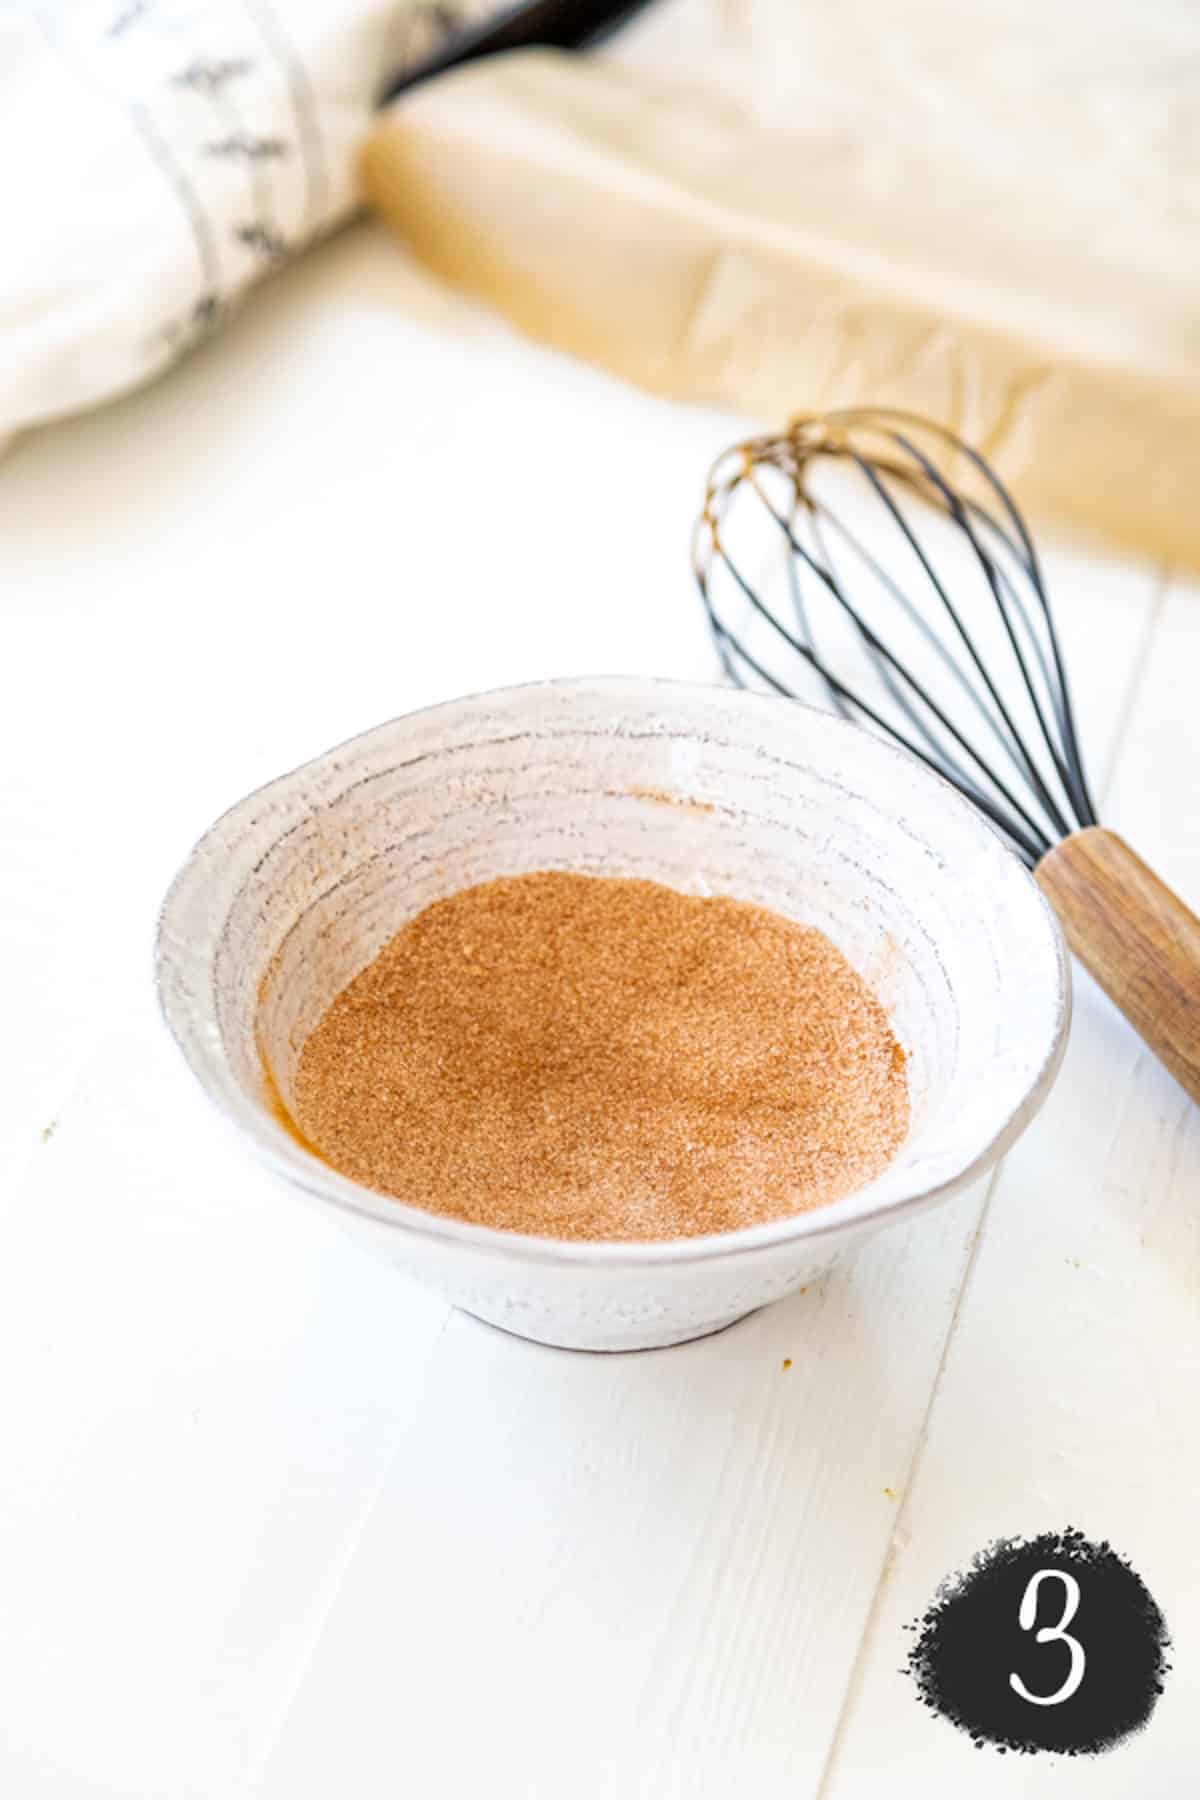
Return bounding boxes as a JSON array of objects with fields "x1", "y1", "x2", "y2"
[
  {"x1": 822, "y1": 577, "x2": 1200, "y2": 1796},
  {"x1": 0, "y1": 220, "x2": 1191, "y2": 1799}
]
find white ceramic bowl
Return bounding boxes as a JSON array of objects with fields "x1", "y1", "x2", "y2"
[{"x1": 156, "y1": 677, "x2": 1069, "y2": 1351}]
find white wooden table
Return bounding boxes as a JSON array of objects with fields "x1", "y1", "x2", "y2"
[{"x1": 2, "y1": 222, "x2": 1197, "y2": 1799}]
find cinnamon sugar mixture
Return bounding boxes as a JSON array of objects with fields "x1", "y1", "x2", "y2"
[{"x1": 290, "y1": 872, "x2": 909, "y2": 1241}]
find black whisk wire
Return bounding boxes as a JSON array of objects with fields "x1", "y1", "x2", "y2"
[
  {"x1": 802, "y1": 493, "x2": 1031, "y2": 816},
  {"x1": 888, "y1": 436, "x2": 1080, "y2": 839},
  {"x1": 693, "y1": 410, "x2": 1098, "y2": 868},
  {"x1": 762, "y1": 478, "x2": 1053, "y2": 854}
]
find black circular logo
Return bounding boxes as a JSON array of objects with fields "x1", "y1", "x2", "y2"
[{"x1": 906, "y1": 1529, "x2": 1170, "y2": 1755}]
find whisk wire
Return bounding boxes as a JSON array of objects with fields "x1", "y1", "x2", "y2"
[
  {"x1": 749, "y1": 460, "x2": 1062, "y2": 855},
  {"x1": 888, "y1": 435, "x2": 1078, "y2": 839},
  {"x1": 699, "y1": 521, "x2": 1052, "y2": 863},
  {"x1": 694, "y1": 409, "x2": 1098, "y2": 867},
  {"x1": 703, "y1": 576, "x2": 1051, "y2": 863},
  {"x1": 852, "y1": 446, "x2": 1072, "y2": 843},
  {"x1": 808, "y1": 499, "x2": 1015, "y2": 764},
  {"x1": 897, "y1": 419, "x2": 1099, "y2": 828},
  {"x1": 804, "y1": 497, "x2": 1041, "y2": 821}
]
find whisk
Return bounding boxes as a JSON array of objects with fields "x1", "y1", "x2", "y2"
[{"x1": 693, "y1": 408, "x2": 1200, "y2": 1105}]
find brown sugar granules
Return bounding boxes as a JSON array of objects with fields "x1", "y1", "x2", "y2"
[{"x1": 289, "y1": 871, "x2": 909, "y2": 1242}]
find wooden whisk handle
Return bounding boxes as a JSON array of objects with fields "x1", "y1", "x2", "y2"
[{"x1": 1036, "y1": 827, "x2": 1200, "y2": 1105}]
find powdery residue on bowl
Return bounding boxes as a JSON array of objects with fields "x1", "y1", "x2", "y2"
[{"x1": 283, "y1": 870, "x2": 910, "y2": 1242}]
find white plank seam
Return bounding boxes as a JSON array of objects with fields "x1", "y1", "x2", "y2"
[{"x1": 240, "y1": 1301, "x2": 455, "y2": 1797}]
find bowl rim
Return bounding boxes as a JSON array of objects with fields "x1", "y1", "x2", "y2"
[{"x1": 155, "y1": 674, "x2": 1071, "y2": 1267}]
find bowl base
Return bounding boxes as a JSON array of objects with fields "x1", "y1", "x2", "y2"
[{"x1": 459, "y1": 1303, "x2": 764, "y2": 1355}]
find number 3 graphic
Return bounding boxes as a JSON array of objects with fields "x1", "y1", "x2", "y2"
[{"x1": 1009, "y1": 1569, "x2": 1087, "y2": 1706}]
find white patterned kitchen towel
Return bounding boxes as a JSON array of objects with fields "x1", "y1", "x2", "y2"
[{"x1": 0, "y1": 0, "x2": 494, "y2": 446}]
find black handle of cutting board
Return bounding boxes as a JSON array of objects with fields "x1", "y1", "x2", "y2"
[{"x1": 378, "y1": 0, "x2": 654, "y2": 106}]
